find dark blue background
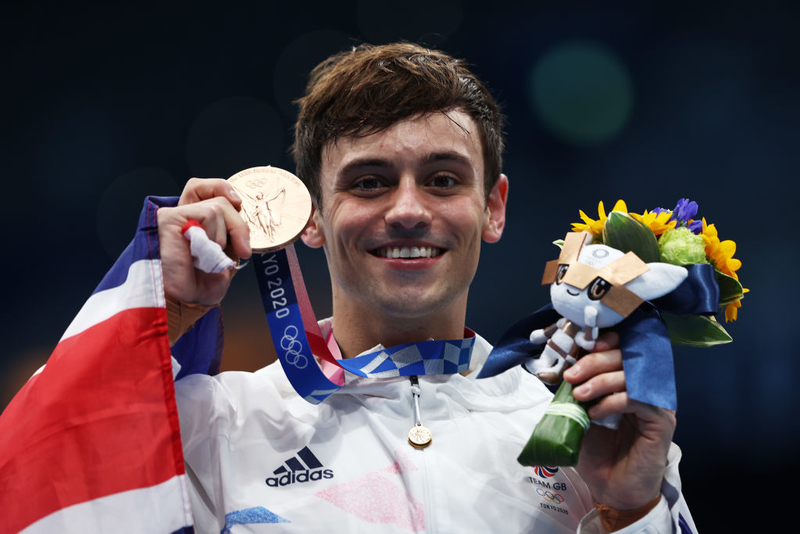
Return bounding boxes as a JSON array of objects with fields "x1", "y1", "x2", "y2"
[{"x1": 3, "y1": 2, "x2": 795, "y2": 531}]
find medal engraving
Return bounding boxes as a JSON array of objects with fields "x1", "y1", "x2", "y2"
[
  {"x1": 407, "y1": 424, "x2": 432, "y2": 449},
  {"x1": 228, "y1": 167, "x2": 313, "y2": 253}
]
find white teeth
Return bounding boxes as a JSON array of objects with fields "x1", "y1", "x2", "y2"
[{"x1": 376, "y1": 246, "x2": 441, "y2": 258}]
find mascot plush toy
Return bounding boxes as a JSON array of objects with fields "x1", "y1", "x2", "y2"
[
  {"x1": 518, "y1": 231, "x2": 687, "y2": 466},
  {"x1": 529, "y1": 232, "x2": 687, "y2": 384}
]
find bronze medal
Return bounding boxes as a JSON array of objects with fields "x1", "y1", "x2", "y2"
[
  {"x1": 407, "y1": 424, "x2": 432, "y2": 449},
  {"x1": 228, "y1": 167, "x2": 313, "y2": 253}
]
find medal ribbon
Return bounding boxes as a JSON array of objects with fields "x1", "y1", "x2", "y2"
[{"x1": 253, "y1": 246, "x2": 476, "y2": 404}]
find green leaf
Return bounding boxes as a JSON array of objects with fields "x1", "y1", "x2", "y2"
[
  {"x1": 602, "y1": 211, "x2": 660, "y2": 263},
  {"x1": 661, "y1": 312, "x2": 733, "y2": 347},
  {"x1": 715, "y1": 269, "x2": 744, "y2": 306},
  {"x1": 553, "y1": 239, "x2": 565, "y2": 249},
  {"x1": 517, "y1": 381, "x2": 587, "y2": 467}
]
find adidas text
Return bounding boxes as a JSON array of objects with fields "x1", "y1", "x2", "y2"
[{"x1": 266, "y1": 469, "x2": 334, "y2": 487}]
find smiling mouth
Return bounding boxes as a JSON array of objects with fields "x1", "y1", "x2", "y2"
[{"x1": 371, "y1": 246, "x2": 443, "y2": 259}]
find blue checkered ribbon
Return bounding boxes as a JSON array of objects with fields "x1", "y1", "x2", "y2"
[
  {"x1": 342, "y1": 337, "x2": 475, "y2": 378},
  {"x1": 253, "y1": 247, "x2": 476, "y2": 404}
]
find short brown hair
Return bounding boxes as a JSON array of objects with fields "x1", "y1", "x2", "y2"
[{"x1": 292, "y1": 42, "x2": 505, "y2": 206}]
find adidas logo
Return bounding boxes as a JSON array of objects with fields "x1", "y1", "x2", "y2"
[{"x1": 265, "y1": 446, "x2": 334, "y2": 487}]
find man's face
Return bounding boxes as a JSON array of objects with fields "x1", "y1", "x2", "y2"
[{"x1": 301, "y1": 110, "x2": 507, "y2": 325}]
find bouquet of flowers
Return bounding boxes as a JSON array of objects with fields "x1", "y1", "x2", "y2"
[
  {"x1": 571, "y1": 198, "x2": 746, "y2": 335},
  {"x1": 516, "y1": 198, "x2": 746, "y2": 467}
]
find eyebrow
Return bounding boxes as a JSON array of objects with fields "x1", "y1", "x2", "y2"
[
  {"x1": 339, "y1": 158, "x2": 392, "y2": 176},
  {"x1": 421, "y1": 151, "x2": 473, "y2": 168},
  {"x1": 339, "y1": 151, "x2": 473, "y2": 176}
]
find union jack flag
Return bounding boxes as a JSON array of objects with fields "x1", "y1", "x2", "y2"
[{"x1": 0, "y1": 197, "x2": 218, "y2": 533}]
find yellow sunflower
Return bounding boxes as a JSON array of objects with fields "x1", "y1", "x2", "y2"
[
  {"x1": 571, "y1": 200, "x2": 628, "y2": 236},
  {"x1": 725, "y1": 300, "x2": 742, "y2": 322},
  {"x1": 629, "y1": 210, "x2": 677, "y2": 236},
  {"x1": 701, "y1": 218, "x2": 741, "y2": 279},
  {"x1": 702, "y1": 217, "x2": 748, "y2": 321}
]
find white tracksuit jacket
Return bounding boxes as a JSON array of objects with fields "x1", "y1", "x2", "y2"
[{"x1": 175, "y1": 323, "x2": 695, "y2": 533}]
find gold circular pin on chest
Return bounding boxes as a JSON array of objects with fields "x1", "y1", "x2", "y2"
[{"x1": 408, "y1": 424, "x2": 433, "y2": 449}]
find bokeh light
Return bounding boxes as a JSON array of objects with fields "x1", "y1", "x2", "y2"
[
  {"x1": 186, "y1": 97, "x2": 284, "y2": 178},
  {"x1": 529, "y1": 41, "x2": 634, "y2": 145}
]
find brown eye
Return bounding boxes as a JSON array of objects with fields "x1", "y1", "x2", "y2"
[
  {"x1": 588, "y1": 278, "x2": 611, "y2": 300},
  {"x1": 556, "y1": 264, "x2": 569, "y2": 284}
]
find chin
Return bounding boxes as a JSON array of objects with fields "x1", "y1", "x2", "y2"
[{"x1": 371, "y1": 287, "x2": 459, "y2": 320}]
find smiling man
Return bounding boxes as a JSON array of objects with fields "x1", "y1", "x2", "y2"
[
  {"x1": 4, "y1": 43, "x2": 696, "y2": 533},
  {"x1": 300, "y1": 110, "x2": 507, "y2": 356},
  {"x1": 153, "y1": 43, "x2": 697, "y2": 533}
]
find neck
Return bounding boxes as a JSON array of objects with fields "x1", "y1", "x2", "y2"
[{"x1": 330, "y1": 294, "x2": 469, "y2": 359}]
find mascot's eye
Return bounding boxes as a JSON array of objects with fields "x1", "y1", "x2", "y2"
[
  {"x1": 556, "y1": 264, "x2": 569, "y2": 284},
  {"x1": 588, "y1": 278, "x2": 611, "y2": 300}
]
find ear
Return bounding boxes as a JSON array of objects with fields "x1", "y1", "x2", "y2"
[
  {"x1": 624, "y1": 263, "x2": 688, "y2": 301},
  {"x1": 482, "y1": 173, "x2": 509, "y2": 243},
  {"x1": 300, "y1": 205, "x2": 326, "y2": 248}
]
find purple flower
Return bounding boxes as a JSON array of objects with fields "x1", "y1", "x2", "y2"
[
  {"x1": 650, "y1": 200, "x2": 702, "y2": 234},
  {"x1": 672, "y1": 198, "x2": 699, "y2": 224}
]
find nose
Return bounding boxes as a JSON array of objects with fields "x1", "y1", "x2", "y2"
[{"x1": 384, "y1": 177, "x2": 432, "y2": 230}]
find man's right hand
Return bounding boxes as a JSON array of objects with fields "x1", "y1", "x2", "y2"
[{"x1": 158, "y1": 178, "x2": 252, "y2": 306}]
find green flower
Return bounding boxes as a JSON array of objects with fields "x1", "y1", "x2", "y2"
[{"x1": 658, "y1": 226, "x2": 707, "y2": 266}]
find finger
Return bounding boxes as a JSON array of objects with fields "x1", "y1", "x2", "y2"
[
  {"x1": 592, "y1": 330, "x2": 619, "y2": 352},
  {"x1": 226, "y1": 207, "x2": 251, "y2": 259},
  {"x1": 587, "y1": 393, "x2": 676, "y2": 430},
  {"x1": 186, "y1": 199, "x2": 231, "y2": 249},
  {"x1": 572, "y1": 370, "x2": 625, "y2": 403},
  {"x1": 197, "y1": 201, "x2": 226, "y2": 248},
  {"x1": 167, "y1": 198, "x2": 250, "y2": 258},
  {"x1": 586, "y1": 391, "x2": 628, "y2": 421},
  {"x1": 178, "y1": 177, "x2": 242, "y2": 210},
  {"x1": 563, "y1": 348, "x2": 622, "y2": 384},
  {"x1": 203, "y1": 198, "x2": 250, "y2": 258}
]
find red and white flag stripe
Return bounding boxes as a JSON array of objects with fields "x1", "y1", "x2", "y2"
[{"x1": 0, "y1": 199, "x2": 193, "y2": 533}]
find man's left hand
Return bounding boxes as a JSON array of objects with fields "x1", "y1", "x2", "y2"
[{"x1": 565, "y1": 331, "x2": 675, "y2": 510}]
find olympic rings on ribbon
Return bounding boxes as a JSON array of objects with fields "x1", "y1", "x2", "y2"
[
  {"x1": 536, "y1": 487, "x2": 565, "y2": 504},
  {"x1": 280, "y1": 325, "x2": 308, "y2": 369}
]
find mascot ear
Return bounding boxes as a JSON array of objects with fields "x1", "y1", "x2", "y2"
[{"x1": 624, "y1": 263, "x2": 688, "y2": 302}]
